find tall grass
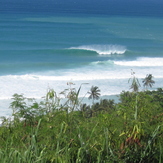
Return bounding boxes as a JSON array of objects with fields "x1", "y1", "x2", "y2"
[{"x1": 0, "y1": 86, "x2": 163, "y2": 162}]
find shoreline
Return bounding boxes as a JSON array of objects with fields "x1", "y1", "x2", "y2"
[{"x1": 0, "y1": 94, "x2": 120, "y2": 119}]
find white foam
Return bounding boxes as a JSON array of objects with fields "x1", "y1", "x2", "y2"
[
  {"x1": 0, "y1": 70, "x2": 163, "y2": 120},
  {"x1": 69, "y1": 44, "x2": 126, "y2": 55},
  {"x1": 0, "y1": 56, "x2": 163, "y2": 103},
  {"x1": 0, "y1": 71, "x2": 124, "y2": 101},
  {"x1": 114, "y1": 57, "x2": 163, "y2": 67},
  {"x1": 0, "y1": 71, "x2": 159, "y2": 99}
]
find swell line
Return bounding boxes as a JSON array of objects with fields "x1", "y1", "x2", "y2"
[{"x1": 68, "y1": 44, "x2": 127, "y2": 55}]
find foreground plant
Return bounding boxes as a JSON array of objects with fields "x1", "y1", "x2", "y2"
[{"x1": 0, "y1": 83, "x2": 163, "y2": 162}]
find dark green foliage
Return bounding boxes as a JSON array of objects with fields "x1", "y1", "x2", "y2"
[
  {"x1": 1, "y1": 86, "x2": 163, "y2": 162},
  {"x1": 142, "y1": 74, "x2": 155, "y2": 90},
  {"x1": 88, "y1": 86, "x2": 101, "y2": 104}
]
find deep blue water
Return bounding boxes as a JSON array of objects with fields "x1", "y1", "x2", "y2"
[
  {"x1": 0, "y1": 0, "x2": 163, "y2": 100},
  {"x1": 1, "y1": 0, "x2": 163, "y2": 17}
]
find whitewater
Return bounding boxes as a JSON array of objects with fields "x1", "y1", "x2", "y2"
[{"x1": 1, "y1": 0, "x2": 163, "y2": 117}]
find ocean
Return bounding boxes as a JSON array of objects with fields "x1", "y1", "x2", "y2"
[{"x1": 0, "y1": 0, "x2": 163, "y2": 117}]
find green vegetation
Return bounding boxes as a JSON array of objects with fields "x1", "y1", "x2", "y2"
[
  {"x1": 142, "y1": 74, "x2": 155, "y2": 90},
  {"x1": 128, "y1": 70, "x2": 141, "y2": 92},
  {"x1": 0, "y1": 74, "x2": 163, "y2": 162},
  {"x1": 88, "y1": 86, "x2": 101, "y2": 104}
]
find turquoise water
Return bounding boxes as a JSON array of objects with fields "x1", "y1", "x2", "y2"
[{"x1": 0, "y1": 0, "x2": 163, "y2": 104}]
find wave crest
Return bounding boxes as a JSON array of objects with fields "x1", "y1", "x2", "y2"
[{"x1": 69, "y1": 44, "x2": 126, "y2": 55}]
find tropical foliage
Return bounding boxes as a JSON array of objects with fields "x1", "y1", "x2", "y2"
[
  {"x1": 128, "y1": 70, "x2": 141, "y2": 92},
  {"x1": 88, "y1": 86, "x2": 101, "y2": 104},
  {"x1": 0, "y1": 74, "x2": 163, "y2": 162},
  {"x1": 142, "y1": 74, "x2": 155, "y2": 90}
]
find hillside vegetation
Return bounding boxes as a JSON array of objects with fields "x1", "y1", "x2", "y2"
[{"x1": 0, "y1": 74, "x2": 163, "y2": 162}]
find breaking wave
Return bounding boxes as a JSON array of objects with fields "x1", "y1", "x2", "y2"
[
  {"x1": 114, "y1": 57, "x2": 163, "y2": 67},
  {"x1": 69, "y1": 44, "x2": 126, "y2": 55}
]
